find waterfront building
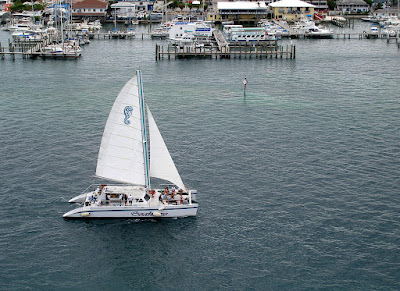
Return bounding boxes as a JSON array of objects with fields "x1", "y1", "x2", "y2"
[
  {"x1": 215, "y1": 1, "x2": 270, "y2": 24},
  {"x1": 372, "y1": 8, "x2": 399, "y2": 18},
  {"x1": 308, "y1": 0, "x2": 328, "y2": 11},
  {"x1": 269, "y1": 0, "x2": 315, "y2": 21},
  {"x1": 266, "y1": 0, "x2": 327, "y2": 11},
  {"x1": 117, "y1": 0, "x2": 156, "y2": 12},
  {"x1": 110, "y1": 2, "x2": 136, "y2": 19},
  {"x1": 72, "y1": 0, "x2": 108, "y2": 21},
  {"x1": 336, "y1": 0, "x2": 369, "y2": 14}
]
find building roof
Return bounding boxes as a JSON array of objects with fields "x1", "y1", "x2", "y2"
[
  {"x1": 217, "y1": 1, "x2": 268, "y2": 10},
  {"x1": 73, "y1": 12, "x2": 106, "y2": 15},
  {"x1": 336, "y1": 0, "x2": 368, "y2": 5},
  {"x1": 269, "y1": 0, "x2": 315, "y2": 8},
  {"x1": 72, "y1": 0, "x2": 108, "y2": 9},
  {"x1": 111, "y1": 2, "x2": 135, "y2": 8}
]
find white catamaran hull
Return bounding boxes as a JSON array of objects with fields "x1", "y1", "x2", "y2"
[
  {"x1": 68, "y1": 192, "x2": 88, "y2": 203},
  {"x1": 63, "y1": 204, "x2": 198, "y2": 218}
]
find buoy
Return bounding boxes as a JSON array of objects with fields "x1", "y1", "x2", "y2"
[
  {"x1": 243, "y1": 77, "x2": 247, "y2": 96},
  {"x1": 80, "y1": 212, "x2": 90, "y2": 217},
  {"x1": 153, "y1": 211, "x2": 162, "y2": 217}
]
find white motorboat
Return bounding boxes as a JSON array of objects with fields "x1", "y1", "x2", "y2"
[
  {"x1": 225, "y1": 27, "x2": 278, "y2": 42},
  {"x1": 304, "y1": 26, "x2": 334, "y2": 38},
  {"x1": 151, "y1": 27, "x2": 169, "y2": 39},
  {"x1": 169, "y1": 33, "x2": 195, "y2": 46},
  {"x1": 40, "y1": 44, "x2": 82, "y2": 58},
  {"x1": 363, "y1": 24, "x2": 380, "y2": 39},
  {"x1": 382, "y1": 25, "x2": 400, "y2": 37},
  {"x1": 64, "y1": 71, "x2": 198, "y2": 219},
  {"x1": 110, "y1": 28, "x2": 135, "y2": 39},
  {"x1": 12, "y1": 30, "x2": 43, "y2": 42},
  {"x1": 293, "y1": 19, "x2": 333, "y2": 38}
]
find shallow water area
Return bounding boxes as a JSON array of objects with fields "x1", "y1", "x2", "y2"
[{"x1": 0, "y1": 22, "x2": 399, "y2": 289}]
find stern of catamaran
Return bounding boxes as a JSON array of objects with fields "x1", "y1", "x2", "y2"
[{"x1": 189, "y1": 189, "x2": 197, "y2": 203}]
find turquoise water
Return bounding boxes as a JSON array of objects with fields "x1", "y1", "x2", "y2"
[{"x1": 0, "y1": 22, "x2": 399, "y2": 289}]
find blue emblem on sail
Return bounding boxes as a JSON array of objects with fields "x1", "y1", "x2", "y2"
[{"x1": 123, "y1": 106, "x2": 133, "y2": 125}]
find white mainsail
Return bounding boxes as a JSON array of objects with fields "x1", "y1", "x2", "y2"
[
  {"x1": 96, "y1": 74, "x2": 146, "y2": 185},
  {"x1": 147, "y1": 106, "x2": 186, "y2": 190}
]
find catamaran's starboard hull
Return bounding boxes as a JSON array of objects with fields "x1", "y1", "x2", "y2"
[{"x1": 63, "y1": 204, "x2": 198, "y2": 219}]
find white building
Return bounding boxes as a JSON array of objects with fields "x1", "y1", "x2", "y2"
[
  {"x1": 269, "y1": 0, "x2": 315, "y2": 21},
  {"x1": 111, "y1": 2, "x2": 136, "y2": 19},
  {"x1": 216, "y1": 1, "x2": 270, "y2": 23},
  {"x1": 72, "y1": 0, "x2": 108, "y2": 20},
  {"x1": 116, "y1": 0, "x2": 156, "y2": 12},
  {"x1": 336, "y1": 0, "x2": 369, "y2": 14}
]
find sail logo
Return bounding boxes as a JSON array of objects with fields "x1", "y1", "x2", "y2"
[{"x1": 123, "y1": 106, "x2": 133, "y2": 125}]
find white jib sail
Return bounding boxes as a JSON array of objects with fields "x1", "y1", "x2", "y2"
[
  {"x1": 147, "y1": 106, "x2": 186, "y2": 190},
  {"x1": 96, "y1": 74, "x2": 146, "y2": 185}
]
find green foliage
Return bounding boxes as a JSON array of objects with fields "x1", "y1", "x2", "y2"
[
  {"x1": 10, "y1": 0, "x2": 45, "y2": 12},
  {"x1": 33, "y1": 4, "x2": 45, "y2": 10},
  {"x1": 168, "y1": 0, "x2": 179, "y2": 8},
  {"x1": 10, "y1": 0, "x2": 24, "y2": 12},
  {"x1": 364, "y1": 0, "x2": 372, "y2": 6},
  {"x1": 327, "y1": 0, "x2": 336, "y2": 10}
]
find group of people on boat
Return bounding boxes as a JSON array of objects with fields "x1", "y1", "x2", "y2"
[
  {"x1": 117, "y1": 193, "x2": 136, "y2": 206},
  {"x1": 158, "y1": 186, "x2": 188, "y2": 205},
  {"x1": 84, "y1": 184, "x2": 189, "y2": 207}
]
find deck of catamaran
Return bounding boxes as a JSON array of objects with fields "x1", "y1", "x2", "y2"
[{"x1": 65, "y1": 184, "x2": 198, "y2": 219}]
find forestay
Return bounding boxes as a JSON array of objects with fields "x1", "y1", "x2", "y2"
[
  {"x1": 147, "y1": 106, "x2": 185, "y2": 190},
  {"x1": 96, "y1": 75, "x2": 146, "y2": 185}
]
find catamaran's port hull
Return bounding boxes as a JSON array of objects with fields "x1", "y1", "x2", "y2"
[
  {"x1": 68, "y1": 192, "x2": 89, "y2": 203},
  {"x1": 63, "y1": 204, "x2": 198, "y2": 219}
]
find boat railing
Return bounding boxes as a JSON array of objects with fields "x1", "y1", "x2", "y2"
[{"x1": 79, "y1": 184, "x2": 197, "y2": 205}]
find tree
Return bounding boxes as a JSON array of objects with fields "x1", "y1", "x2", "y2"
[
  {"x1": 327, "y1": 0, "x2": 336, "y2": 10},
  {"x1": 364, "y1": 0, "x2": 372, "y2": 6},
  {"x1": 10, "y1": 0, "x2": 25, "y2": 12}
]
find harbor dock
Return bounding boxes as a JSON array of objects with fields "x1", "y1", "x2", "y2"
[{"x1": 155, "y1": 42, "x2": 296, "y2": 60}]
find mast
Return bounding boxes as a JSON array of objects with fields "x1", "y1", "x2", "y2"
[
  {"x1": 114, "y1": 6, "x2": 117, "y2": 30},
  {"x1": 137, "y1": 70, "x2": 150, "y2": 190},
  {"x1": 60, "y1": 0, "x2": 64, "y2": 50}
]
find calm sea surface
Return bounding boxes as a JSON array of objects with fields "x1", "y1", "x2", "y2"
[{"x1": 0, "y1": 21, "x2": 399, "y2": 290}]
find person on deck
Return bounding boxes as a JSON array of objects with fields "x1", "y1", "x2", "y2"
[{"x1": 174, "y1": 192, "x2": 182, "y2": 205}]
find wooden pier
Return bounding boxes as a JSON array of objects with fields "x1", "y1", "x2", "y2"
[
  {"x1": 155, "y1": 42, "x2": 296, "y2": 60},
  {"x1": 0, "y1": 35, "x2": 80, "y2": 60},
  {"x1": 89, "y1": 32, "x2": 150, "y2": 40}
]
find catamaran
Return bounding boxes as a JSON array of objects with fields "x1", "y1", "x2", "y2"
[{"x1": 63, "y1": 71, "x2": 198, "y2": 218}]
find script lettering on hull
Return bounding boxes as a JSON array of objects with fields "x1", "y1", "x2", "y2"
[{"x1": 130, "y1": 211, "x2": 168, "y2": 217}]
